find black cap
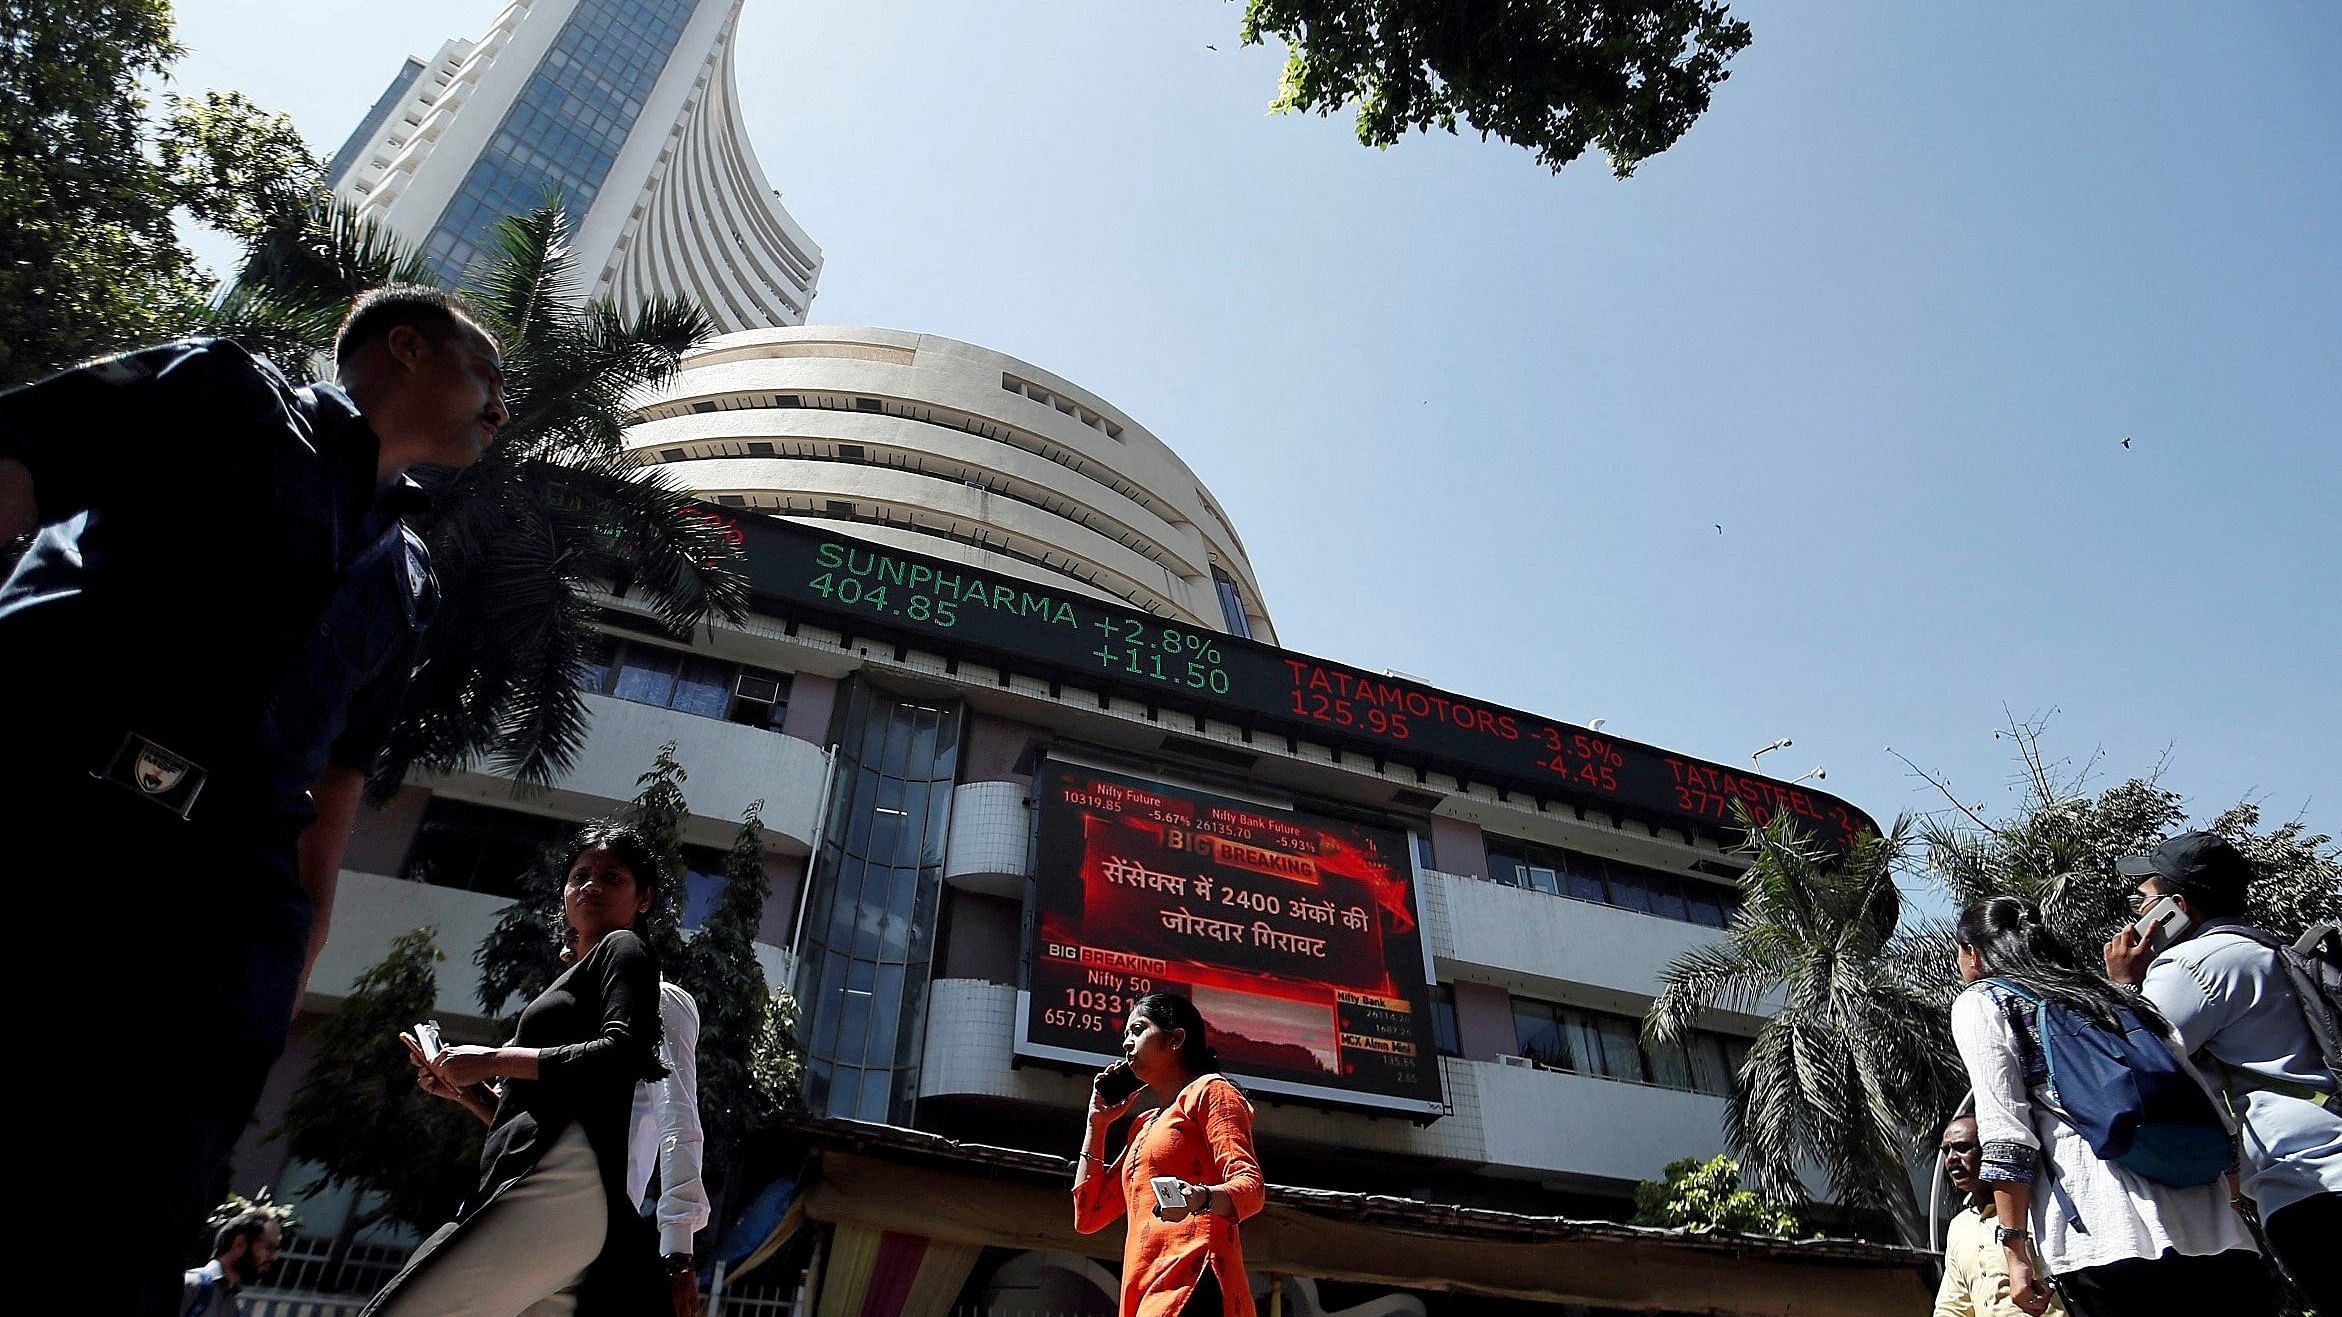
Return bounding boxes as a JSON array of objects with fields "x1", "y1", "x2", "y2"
[{"x1": 2116, "y1": 831, "x2": 2251, "y2": 906}]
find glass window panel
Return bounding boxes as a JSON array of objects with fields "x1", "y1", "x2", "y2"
[
  {"x1": 907, "y1": 705, "x2": 938, "y2": 769},
  {"x1": 1430, "y1": 986, "x2": 1460, "y2": 1057},
  {"x1": 810, "y1": 952, "x2": 847, "y2": 1056},
  {"x1": 826, "y1": 1066, "x2": 861, "y2": 1119},
  {"x1": 851, "y1": 878, "x2": 887, "y2": 961},
  {"x1": 670, "y1": 655, "x2": 731, "y2": 717},
  {"x1": 1412, "y1": 831, "x2": 1437, "y2": 872},
  {"x1": 825, "y1": 856, "x2": 862, "y2": 949},
  {"x1": 1685, "y1": 883, "x2": 1727, "y2": 928},
  {"x1": 1608, "y1": 871, "x2": 1654, "y2": 914},
  {"x1": 1644, "y1": 1033, "x2": 1695, "y2": 1091},
  {"x1": 858, "y1": 1072, "x2": 891, "y2": 1123},
  {"x1": 1596, "y1": 1015, "x2": 1645, "y2": 1082},
  {"x1": 1563, "y1": 1011, "x2": 1604, "y2": 1079},
  {"x1": 1513, "y1": 1000, "x2": 1566, "y2": 1067},
  {"x1": 836, "y1": 987, "x2": 873, "y2": 1066},
  {"x1": 1486, "y1": 853, "x2": 1522, "y2": 887},
  {"x1": 880, "y1": 704, "x2": 916, "y2": 770},
  {"x1": 921, "y1": 779, "x2": 953, "y2": 867},
  {"x1": 610, "y1": 644, "x2": 678, "y2": 706},
  {"x1": 1647, "y1": 873, "x2": 1689, "y2": 922},
  {"x1": 1562, "y1": 853, "x2": 1608, "y2": 903},
  {"x1": 867, "y1": 962, "x2": 905, "y2": 1063},
  {"x1": 1690, "y1": 1034, "x2": 1736, "y2": 1097},
  {"x1": 680, "y1": 866, "x2": 722, "y2": 931},
  {"x1": 1525, "y1": 865, "x2": 1560, "y2": 896},
  {"x1": 843, "y1": 770, "x2": 879, "y2": 855},
  {"x1": 881, "y1": 865, "x2": 918, "y2": 961},
  {"x1": 576, "y1": 634, "x2": 618, "y2": 693}
]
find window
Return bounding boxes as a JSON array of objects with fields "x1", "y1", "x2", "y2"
[
  {"x1": 1484, "y1": 833, "x2": 1741, "y2": 929},
  {"x1": 401, "y1": 799, "x2": 571, "y2": 898},
  {"x1": 1411, "y1": 829, "x2": 1437, "y2": 872},
  {"x1": 1429, "y1": 983, "x2": 1460, "y2": 1058},
  {"x1": 1505, "y1": 991, "x2": 1752, "y2": 1097},
  {"x1": 580, "y1": 634, "x2": 791, "y2": 731},
  {"x1": 1210, "y1": 566, "x2": 1253, "y2": 639},
  {"x1": 1513, "y1": 999, "x2": 1570, "y2": 1068}
]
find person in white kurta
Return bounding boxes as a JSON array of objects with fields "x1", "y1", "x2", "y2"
[{"x1": 626, "y1": 979, "x2": 711, "y2": 1317}]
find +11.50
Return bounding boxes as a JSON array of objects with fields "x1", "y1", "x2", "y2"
[{"x1": 1090, "y1": 618, "x2": 1231, "y2": 693}]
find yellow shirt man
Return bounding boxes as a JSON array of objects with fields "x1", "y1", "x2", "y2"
[{"x1": 1936, "y1": 1201, "x2": 2066, "y2": 1317}]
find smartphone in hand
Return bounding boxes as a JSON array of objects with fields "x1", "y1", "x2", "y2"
[
  {"x1": 2131, "y1": 897, "x2": 2193, "y2": 953},
  {"x1": 414, "y1": 1021, "x2": 445, "y2": 1062},
  {"x1": 1150, "y1": 1176, "x2": 1190, "y2": 1212},
  {"x1": 1094, "y1": 1061, "x2": 1142, "y2": 1105}
]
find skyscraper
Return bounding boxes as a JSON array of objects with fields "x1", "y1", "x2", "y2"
[{"x1": 327, "y1": 0, "x2": 821, "y2": 330}]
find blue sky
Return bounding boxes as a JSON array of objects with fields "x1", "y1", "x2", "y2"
[{"x1": 168, "y1": 1, "x2": 2340, "y2": 885}]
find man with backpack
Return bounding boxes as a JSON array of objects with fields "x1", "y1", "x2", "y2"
[{"x1": 2105, "y1": 831, "x2": 2342, "y2": 1311}]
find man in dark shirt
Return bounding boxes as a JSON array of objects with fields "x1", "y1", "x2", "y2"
[
  {"x1": 0, "y1": 286, "x2": 505, "y2": 1315},
  {"x1": 179, "y1": 1209, "x2": 284, "y2": 1316}
]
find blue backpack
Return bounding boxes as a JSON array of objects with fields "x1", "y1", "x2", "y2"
[{"x1": 1986, "y1": 978, "x2": 2231, "y2": 1188}]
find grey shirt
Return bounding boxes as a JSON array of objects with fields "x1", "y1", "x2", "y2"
[{"x1": 2142, "y1": 920, "x2": 2342, "y2": 1218}]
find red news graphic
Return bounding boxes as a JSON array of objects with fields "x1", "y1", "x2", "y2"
[{"x1": 1022, "y1": 763, "x2": 1442, "y2": 1112}]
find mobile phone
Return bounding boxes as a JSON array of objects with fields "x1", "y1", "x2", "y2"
[
  {"x1": 1093, "y1": 1062, "x2": 1142, "y2": 1105},
  {"x1": 1150, "y1": 1176, "x2": 1190, "y2": 1212},
  {"x1": 2131, "y1": 897, "x2": 2192, "y2": 952},
  {"x1": 414, "y1": 1021, "x2": 444, "y2": 1061}
]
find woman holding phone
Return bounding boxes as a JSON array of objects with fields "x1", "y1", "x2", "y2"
[
  {"x1": 1073, "y1": 992, "x2": 1265, "y2": 1316},
  {"x1": 366, "y1": 820, "x2": 670, "y2": 1317}
]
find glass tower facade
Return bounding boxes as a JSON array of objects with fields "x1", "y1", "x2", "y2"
[
  {"x1": 422, "y1": 0, "x2": 698, "y2": 281},
  {"x1": 794, "y1": 683, "x2": 961, "y2": 1123}
]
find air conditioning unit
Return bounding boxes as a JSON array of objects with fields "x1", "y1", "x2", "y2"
[
  {"x1": 736, "y1": 674, "x2": 781, "y2": 703},
  {"x1": 1496, "y1": 1054, "x2": 1539, "y2": 1069}
]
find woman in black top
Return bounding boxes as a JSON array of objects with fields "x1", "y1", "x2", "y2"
[{"x1": 365, "y1": 820, "x2": 669, "y2": 1317}]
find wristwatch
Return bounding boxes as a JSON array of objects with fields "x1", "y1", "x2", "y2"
[
  {"x1": 1994, "y1": 1225, "x2": 2032, "y2": 1247},
  {"x1": 661, "y1": 1253, "x2": 694, "y2": 1277}
]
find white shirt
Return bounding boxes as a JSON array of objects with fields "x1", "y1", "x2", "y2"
[
  {"x1": 1950, "y1": 984, "x2": 2255, "y2": 1276},
  {"x1": 628, "y1": 979, "x2": 711, "y2": 1257}
]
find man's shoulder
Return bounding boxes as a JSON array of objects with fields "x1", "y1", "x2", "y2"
[{"x1": 2158, "y1": 923, "x2": 2278, "y2": 978}]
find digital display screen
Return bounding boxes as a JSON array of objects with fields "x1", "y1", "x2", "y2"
[
  {"x1": 712, "y1": 507, "x2": 1879, "y2": 848},
  {"x1": 1015, "y1": 762, "x2": 1443, "y2": 1114}
]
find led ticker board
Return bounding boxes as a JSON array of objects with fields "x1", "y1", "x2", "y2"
[
  {"x1": 1016, "y1": 762, "x2": 1443, "y2": 1115},
  {"x1": 710, "y1": 506, "x2": 1880, "y2": 848}
]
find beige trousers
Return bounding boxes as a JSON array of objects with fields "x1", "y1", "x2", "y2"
[{"x1": 374, "y1": 1122, "x2": 609, "y2": 1317}]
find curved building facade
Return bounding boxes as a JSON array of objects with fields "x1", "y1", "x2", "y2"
[
  {"x1": 625, "y1": 327, "x2": 1276, "y2": 638},
  {"x1": 329, "y1": 0, "x2": 821, "y2": 329}
]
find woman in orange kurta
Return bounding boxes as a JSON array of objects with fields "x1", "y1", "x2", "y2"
[{"x1": 1073, "y1": 992, "x2": 1266, "y2": 1317}]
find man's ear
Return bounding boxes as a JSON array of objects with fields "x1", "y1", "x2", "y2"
[{"x1": 382, "y1": 322, "x2": 431, "y2": 370}]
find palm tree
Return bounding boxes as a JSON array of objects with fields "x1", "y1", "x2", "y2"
[
  {"x1": 1645, "y1": 809, "x2": 1965, "y2": 1246},
  {"x1": 231, "y1": 198, "x2": 746, "y2": 789}
]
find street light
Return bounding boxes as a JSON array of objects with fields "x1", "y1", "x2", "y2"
[
  {"x1": 1790, "y1": 766, "x2": 1826, "y2": 784},
  {"x1": 1750, "y1": 737, "x2": 1791, "y2": 769}
]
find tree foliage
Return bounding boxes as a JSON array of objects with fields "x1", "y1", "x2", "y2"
[
  {"x1": 1631, "y1": 1155, "x2": 1801, "y2": 1236},
  {"x1": 1903, "y1": 714, "x2": 2341, "y2": 1004},
  {"x1": 1646, "y1": 811, "x2": 1965, "y2": 1245},
  {"x1": 673, "y1": 799, "x2": 799, "y2": 1199},
  {"x1": 0, "y1": 0, "x2": 203, "y2": 385},
  {"x1": 281, "y1": 928, "x2": 481, "y2": 1241},
  {"x1": 1237, "y1": 0, "x2": 1752, "y2": 176}
]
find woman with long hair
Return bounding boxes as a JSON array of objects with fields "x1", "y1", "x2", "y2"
[
  {"x1": 365, "y1": 820, "x2": 670, "y2": 1317},
  {"x1": 1950, "y1": 894, "x2": 2269, "y2": 1317},
  {"x1": 1073, "y1": 992, "x2": 1265, "y2": 1316}
]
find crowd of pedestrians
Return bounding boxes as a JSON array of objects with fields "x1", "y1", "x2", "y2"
[{"x1": 1938, "y1": 835, "x2": 2340, "y2": 1317}]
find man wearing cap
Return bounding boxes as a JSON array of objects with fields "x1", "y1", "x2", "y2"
[{"x1": 2105, "y1": 832, "x2": 2341, "y2": 1310}]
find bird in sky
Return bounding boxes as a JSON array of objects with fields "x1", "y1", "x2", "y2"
[
  {"x1": 1206, "y1": 43, "x2": 1218, "y2": 50},
  {"x1": 2122, "y1": 436, "x2": 2133, "y2": 448},
  {"x1": 1714, "y1": 524, "x2": 1724, "y2": 534}
]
